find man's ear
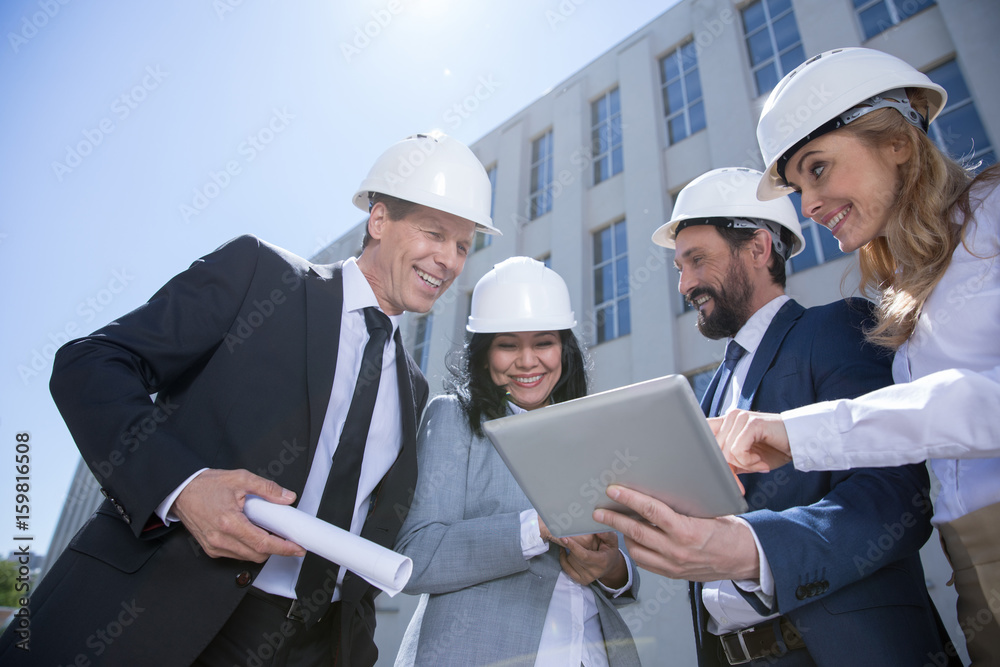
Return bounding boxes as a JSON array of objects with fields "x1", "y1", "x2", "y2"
[
  {"x1": 749, "y1": 229, "x2": 773, "y2": 268},
  {"x1": 368, "y1": 201, "x2": 389, "y2": 241}
]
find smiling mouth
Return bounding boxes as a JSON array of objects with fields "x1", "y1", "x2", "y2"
[
  {"x1": 416, "y1": 268, "x2": 442, "y2": 288},
  {"x1": 691, "y1": 294, "x2": 711, "y2": 309},
  {"x1": 823, "y1": 205, "x2": 852, "y2": 232},
  {"x1": 513, "y1": 375, "x2": 543, "y2": 385}
]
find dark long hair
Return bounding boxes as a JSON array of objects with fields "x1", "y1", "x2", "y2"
[{"x1": 447, "y1": 330, "x2": 590, "y2": 437}]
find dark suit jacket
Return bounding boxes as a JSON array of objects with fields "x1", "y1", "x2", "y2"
[
  {"x1": 692, "y1": 298, "x2": 953, "y2": 666},
  {"x1": 0, "y1": 235, "x2": 427, "y2": 666}
]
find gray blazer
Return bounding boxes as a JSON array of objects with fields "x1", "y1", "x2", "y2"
[{"x1": 394, "y1": 395, "x2": 641, "y2": 666}]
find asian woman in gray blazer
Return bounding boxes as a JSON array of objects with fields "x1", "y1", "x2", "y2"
[{"x1": 394, "y1": 257, "x2": 641, "y2": 667}]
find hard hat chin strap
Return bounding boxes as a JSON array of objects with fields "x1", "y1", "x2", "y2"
[{"x1": 776, "y1": 88, "x2": 929, "y2": 184}]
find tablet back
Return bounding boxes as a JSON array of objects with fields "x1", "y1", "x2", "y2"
[{"x1": 482, "y1": 374, "x2": 748, "y2": 537}]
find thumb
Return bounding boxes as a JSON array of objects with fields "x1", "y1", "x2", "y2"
[{"x1": 245, "y1": 473, "x2": 297, "y2": 505}]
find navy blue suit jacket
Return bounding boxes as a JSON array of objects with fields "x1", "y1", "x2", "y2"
[{"x1": 692, "y1": 298, "x2": 951, "y2": 666}]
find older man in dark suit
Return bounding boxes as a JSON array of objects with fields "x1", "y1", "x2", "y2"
[
  {"x1": 0, "y1": 132, "x2": 499, "y2": 667},
  {"x1": 596, "y1": 168, "x2": 957, "y2": 666}
]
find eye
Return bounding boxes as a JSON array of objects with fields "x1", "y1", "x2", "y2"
[
  {"x1": 809, "y1": 163, "x2": 826, "y2": 179},
  {"x1": 457, "y1": 243, "x2": 468, "y2": 256}
]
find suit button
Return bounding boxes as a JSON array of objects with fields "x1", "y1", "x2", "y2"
[
  {"x1": 235, "y1": 570, "x2": 253, "y2": 587},
  {"x1": 795, "y1": 586, "x2": 807, "y2": 600}
]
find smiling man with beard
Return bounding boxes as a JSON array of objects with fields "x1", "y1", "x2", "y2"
[{"x1": 595, "y1": 168, "x2": 957, "y2": 666}]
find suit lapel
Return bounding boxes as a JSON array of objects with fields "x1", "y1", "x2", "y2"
[
  {"x1": 737, "y1": 299, "x2": 804, "y2": 411},
  {"x1": 305, "y1": 262, "x2": 344, "y2": 466},
  {"x1": 393, "y1": 331, "x2": 419, "y2": 445}
]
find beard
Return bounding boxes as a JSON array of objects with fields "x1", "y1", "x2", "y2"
[{"x1": 690, "y1": 260, "x2": 755, "y2": 340}]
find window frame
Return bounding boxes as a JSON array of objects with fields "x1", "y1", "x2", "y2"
[
  {"x1": 529, "y1": 130, "x2": 555, "y2": 220},
  {"x1": 591, "y1": 87, "x2": 624, "y2": 184},
  {"x1": 592, "y1": 219, "x2": 631, "y2": 344},
  {"x1": 742, "y1": 0, "x2": 805, "y2": 97},
  {"x1": 660, "y1": 42, "x2": 706, "y2": 146}
]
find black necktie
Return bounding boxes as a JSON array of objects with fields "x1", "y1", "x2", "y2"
[
  {"x1": 295, "y1": 306, "x2": 391, "y2": 623},
  {"x1": 710, "y1": 340, "x2": 746, "y2": 418}
]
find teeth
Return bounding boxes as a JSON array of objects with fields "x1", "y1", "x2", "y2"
[
  {"x1": 693, "y1": 295, "x2": 710, "y2": 307},
  {"x1": 416, "y1": 269, "x2": 442, "y2": 287},
  {"x1": 825, "y1": 206, "x2": 851, "y2": 230},
  {"x1": 514, "y1": 375, "x2": 542, "y2": 384}
]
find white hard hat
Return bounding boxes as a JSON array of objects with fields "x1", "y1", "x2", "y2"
[
  {"x1": 756, "y1": 47, "x2": 947, "y2": 200},
  {"x1": 353, "y1": 130, "x2": 502, "y2": 235},
  {"x1": 652, "y1": 167, "x2": 805, "y2": 259},
  {"x1": 467, "y1": 257, "x2": 576, "y2": 333}
]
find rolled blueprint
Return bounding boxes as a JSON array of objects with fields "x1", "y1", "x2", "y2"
[{"x1": 243, "y1": 496, "x2": 412, "y2": 596}]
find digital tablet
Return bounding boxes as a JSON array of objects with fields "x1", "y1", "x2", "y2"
[{"x1": 482, "y1": 374, "x2": 748, "y2": 537}]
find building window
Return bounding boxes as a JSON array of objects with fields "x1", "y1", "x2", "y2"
[
  {"x1": 475, "y1": 165, "x2": 497, "y2": 252},
  {"x1": 787, "y1": 192, "x2": 845, "y2": 273},
  {"x1": 592, "y1": 88, "x2": 623, "y2": 183},
  {"x1": 926, "y1": 59, "x2": 996, "y2": 171},
  {"x1": 660, "y1": 42, "x2": 705, "y2": 145},
  {"x1": 530, "y1": 131, "x2": 554, "y2": 219},
  {"x1": 412, "y1": 314, "x2": 433, "y2": 373},
  {"x1": 593, "y1": 220, "x2": 631, "y2": 343},
  {"x1": 742, "y1": 0, "x2": 805, "y2": 96},
  {"x1": 853, "y1": 0, "x2": 935, "y2": 40}
]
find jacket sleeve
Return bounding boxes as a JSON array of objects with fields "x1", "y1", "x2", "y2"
[
  {"x1": 595, "y1": 545, "x2": 641, "y2": 606},
  {"x1": 49, "y1": 235, "x2": 264, "y2": 537},
  {"x1": 742, "y1": 299, "x2": 932, "y2": 615},
  {"x1": 394, "y1": 396, "x2": 533, "y2": 594}
]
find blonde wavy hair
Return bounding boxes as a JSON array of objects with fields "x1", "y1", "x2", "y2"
[{"x1": 838, "y1": 87, "x2": 1000, "y2": 349}]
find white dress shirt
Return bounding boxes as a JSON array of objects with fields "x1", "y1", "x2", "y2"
[
  {"x1": 783, "y1": 181, "x2": 1000, "y2": 526},
  {"x1": 158, "y1": 257, "x2": 403, "y2": 601},
  {"x1": 509, "y1": 404, "x2": 633, "y2": 667},
  {"x1": 702, "y1": 295, "x2": 788, "y2": 635}
]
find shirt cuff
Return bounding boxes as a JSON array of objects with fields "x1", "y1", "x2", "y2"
[
  {"x1": 520, "y1": 509, "x2": 548, "y2": 559},
  {"x1": 594, "y1": 548, "x2": 634, "y2": 598},
  {"x1": 781, "y1": 402, "x2": 851, "y2": 471},
  {"x1": 155, "y1": 468, "x2": 209, "y2": 525},
  {"x1": 731, "y1": 517, "x2": 775, "y2": 605}
]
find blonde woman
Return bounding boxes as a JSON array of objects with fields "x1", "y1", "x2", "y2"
[{"x1": 715, "y1": 47, "x2": 1000, "y2": 664}]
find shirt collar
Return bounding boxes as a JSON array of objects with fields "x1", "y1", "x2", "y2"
[
  {"x1": 732, "y1": 294, "x2": 790, "y2": 358},
  {"x1": 342, "y1": 257, "x2": 401, "y2": 334}
]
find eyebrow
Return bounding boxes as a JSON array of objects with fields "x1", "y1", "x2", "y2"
[
  {"x1": 786, "y1": 149, "x2": 822, "y2": 189},
  {"x1": 676, "y1": 246, "x2": 703, "y2": 263}
]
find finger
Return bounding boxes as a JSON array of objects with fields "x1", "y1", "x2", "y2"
[
  {"x1": 593, "y1": 509, "x2": 645, "y2": 551},
  {"x1": 727, "y1": 464, "x2": 746, "y2": 495},
  {"x1": 559, "y1": 549, "x2": 589, "y2": 585},
  {"x1": 560, "y1": 535, "x2": 596, "y2": 563},
  {"x1": 605, "y1": 485, "x2": 679, "y2": 528},
  {"x1": 565, "y1": 533, "x2": 599, "y2": 550},
  {"x1": 707, "y1": 415, "x2": 724, "y2": 436},
  {"x1": 202, "y1": 511, "x2": 306, "y2": 561},
  {"x1": 238, "y1": 471, "x2": 297, "y2": 505},
  {"x1": 593, "y1": 531, "x2": 620, "y2": 550}
]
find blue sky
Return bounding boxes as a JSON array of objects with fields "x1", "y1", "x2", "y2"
[{"x1": 0, "y1": 0, "x2": 679, "y2": 558}]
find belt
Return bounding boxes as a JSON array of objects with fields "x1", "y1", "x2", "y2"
[
  {"x1": 717, "y1": 616, "x2": 806, "y2": 665},
  {"x1": 246, "y1": 587, "x2": 312, "y2": 623}
]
